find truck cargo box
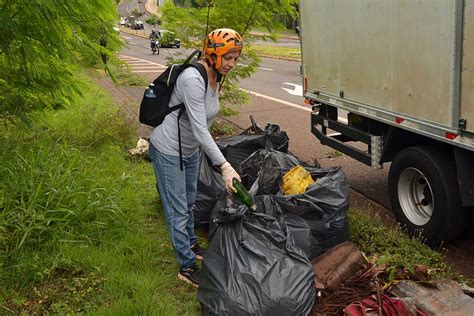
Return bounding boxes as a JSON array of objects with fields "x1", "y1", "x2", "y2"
[
  {"x1": 301, "y1": 0, "x2": 474, "y2": 245},
  {"x1": 301, "y1": 0, "x2": 474, "y2": 147}
]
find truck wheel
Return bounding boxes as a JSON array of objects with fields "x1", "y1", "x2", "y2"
[{"x1": 388, "y1": 146, "x2": 465, "y2": 245}]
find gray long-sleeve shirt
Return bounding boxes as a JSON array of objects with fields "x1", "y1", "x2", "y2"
[{"x1": 149, "y1": 66, "x2": 226, "y2": 166}]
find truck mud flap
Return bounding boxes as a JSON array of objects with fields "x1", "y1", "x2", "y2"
[
  {"x1": 454, "y1": 147, "x2": 474, "y2": 207},
  {"x1": 311, "y1": 113, "x2": 383, "y2": 168}
]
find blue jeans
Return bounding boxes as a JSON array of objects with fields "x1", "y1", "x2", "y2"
[{"x1": 149, "y1": 143, "x2": 199, "y2": 270}]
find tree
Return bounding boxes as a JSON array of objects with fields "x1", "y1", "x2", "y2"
[
  {"x1": 160, "y1": 0, "x2": 297, "y2": 106},
  {"x1": 0, "y1": 0, "x2": 122, "y2": 118},
  {"x1": 145, "y1": 15, "x2": 162, "y2": 29},
  {"x1": 130, "y1": 8, "x2": 145, "y2": 19}
]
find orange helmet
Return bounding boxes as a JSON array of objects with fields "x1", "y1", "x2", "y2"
[{"x1": 204, "y1": 28, "x2": 243, "y2": 69}]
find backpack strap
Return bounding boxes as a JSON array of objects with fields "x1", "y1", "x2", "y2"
[
  {"x1": 188, "y1": 61, "x2": 208, "y2": 93},
  {"x1": 177, "y1": 107, "x2": 185, "y2": 170},
  {"x1": 183, "y1": 49, "x2": 203, "y2": 64}
]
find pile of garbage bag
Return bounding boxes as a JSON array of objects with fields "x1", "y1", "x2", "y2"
[{"x1": 195, "y1": 121, "x2": 350, "y2": 315}]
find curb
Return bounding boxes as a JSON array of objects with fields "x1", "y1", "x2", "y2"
[
  {"x1": 249, "y1": 31, "x2": 299, "y2": 41},
  {"x1": 259, "y1": 54, "x2": 300, "y2": 63},
  {"x1": 144, "y1": 0, "x2": 160, "y2": 17},
  {"x1": 119, "y1": 27, "x2": 148, "y2": 39}
]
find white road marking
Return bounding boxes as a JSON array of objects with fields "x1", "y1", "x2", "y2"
[
  {"x1": 240, "y1": 87, "x2": 348, "y2": 123},
  {"x1": 240, "y1": 88, "x2": 311, "y2": 112},
  {"x1": 259, "y1": 67, "x2": 274, "y2": 71},
  {"x1": 127, "y1": 64, "x2": 163, "y2": 67},
  {"x1": 131, "y1": 70, "x2": 161, "y2": 73},
  {"x1": 119, "y1": 55, "x2": 166, "y2": 68},
  {"x1": 125, "y1": 62, "x2": 163, "y2": 66},
  {"x1": 130, "y1": 68, "x2": 164, "y2": 71},
  {"x1": 129, "y1": 42, "x2": 137, "y2": 46},
  {"x1": 281, "y1": 82, "x2": 303, "y2": 96},
  {"x1": 121, "y1": 35, "x2": 132, "y2": 40},
  {"x1": 118, "y1": 55, "x2": 167, "y2": 74}
]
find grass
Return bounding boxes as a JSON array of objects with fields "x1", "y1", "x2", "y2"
[
  {"x1": 0, "y1": 74, "x2": 201, "y2": 315},
  {"x1": 109, "y1": 61, "x2": 148, "y2": 87},
  {"x1": 251, "y1": 43, "x2": 300, "y2": 60},
  {"x1": 349, "y1": 209, "x2": 465, "y2": 284},
  {"x1": 324, "y1": 150, "x2": 343, "y2": 159}
]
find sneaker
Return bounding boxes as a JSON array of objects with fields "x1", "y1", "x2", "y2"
[
  {"x1": 178, "y1": 264, "x2": 202, "y2": 287},
  {"x1": 191, "y1": 243, "x2": 205, "y2": 260}
]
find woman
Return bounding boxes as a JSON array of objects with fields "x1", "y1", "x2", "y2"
[{"x1": 148, "y1": 28, "x2": 243, "y2": 287}]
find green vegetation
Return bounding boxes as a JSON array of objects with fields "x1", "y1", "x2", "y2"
[
  {"x1": 145, "y1": 15, "x2": 162, "y2": 29},
  {"x1": 0, "y1": 0, "x2": 121, "y2": 118},
  {"x1": 251, "y1": 43, "x2": 300, "y2": 60},
  {"x1": 159, "y1": 30, "x2": 178, "y2": 47},
  {"x1": 210, "y1": 120, "x2": 235, "y2": 138},
  {"x1": 109, "y1": 62, "x2": 149, "y2": 86},
  {"x1": 0, "y1": 77, "x2": 202, "y2": 314},
  {"x1": 324, "y1": 150, "x2": 343, "y2": 159},
  {"x1": 130, "y1": 8, "x2": 145, "y2": 19},
  {"x1": 349, "y1": 209, "x2": 463, "y2": 283}
]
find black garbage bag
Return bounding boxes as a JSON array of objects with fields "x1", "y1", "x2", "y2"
[
  {"x1": 199, "y1": 195, "x2": 316, "y2": 316},
  {"x1": 282, "y1": 212, "x2": 323, "y2": 259},
  {"x1": 194, "y1": 123, "x2": 289, "y2": 229},
  {"x1": 275, "y1": 167, "x2": 350, "y2": 256},
  {"x1": 240, "y1": 148, "x2": 307, "y2": 192},
  {"x1": 216, "y1": 123, "x2": 289, "y2": 170},
  {"x1": 209, "y1": 192, "x2": 321, "y2": 260},
  {"x1": 241, "y1": 149, "x2": 350, "y2": 257},
  {"x1": 192, "y1": 150, "x2": 225, "y2": 229}
]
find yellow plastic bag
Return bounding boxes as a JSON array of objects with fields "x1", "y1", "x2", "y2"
[{"x1": 282, "y1": 165, "x2": 315, "y2": 195}]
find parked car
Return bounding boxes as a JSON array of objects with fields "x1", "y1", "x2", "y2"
[
  {"x1": 125, "y1": 15, "x2": 134, "y2": 27},
  {"x1": 119, "y1": 17, "x2": 126, "y2": 26},
  {"x1": 157, "y1": 30, "x2": 180, "y2": 48},
  {"x1": 131, "y1": 20, "x2": 144, "y2": 30}
]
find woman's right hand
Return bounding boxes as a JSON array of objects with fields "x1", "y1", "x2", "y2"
[{"x1": 220, "y1": 161, "x2": 240, "y2": 193}]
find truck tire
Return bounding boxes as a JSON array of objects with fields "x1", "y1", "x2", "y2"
[{"x1": 388, "y1": 146, "x2": 465, "y2": 246}]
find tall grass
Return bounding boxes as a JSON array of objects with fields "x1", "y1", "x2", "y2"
[
  {"x1": 0, "y1": 80, "x2": 135, "y2": 286},
  {"x1": 0, "y1": 74, "x2": 202, "y2": 314}
]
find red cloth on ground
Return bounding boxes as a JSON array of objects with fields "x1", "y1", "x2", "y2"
[{"x1": 344, "y1": 293, "x2": 420, "y2": 316}]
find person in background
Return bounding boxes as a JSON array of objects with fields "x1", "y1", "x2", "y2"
[
  {"x1": 149, "y1": 29, "x2": 158, "y2": 41},
  {"x1": 148, "y1": 28, "x2": 244, "y2": 287},
  {"x1": 149, "y1": 29, "x2": 159, "y2": 52}
]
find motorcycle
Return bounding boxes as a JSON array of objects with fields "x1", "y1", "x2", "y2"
[{"x1": 151, "y1": 39, "x2": 160, "y2": 55}]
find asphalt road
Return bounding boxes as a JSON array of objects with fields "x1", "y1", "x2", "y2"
[
  {"x1": 117, "y1": 30, "x2": 474, "y2": 279},
  {"x1": 118, "y1": 1, "x2": 146, "y2": 19}
]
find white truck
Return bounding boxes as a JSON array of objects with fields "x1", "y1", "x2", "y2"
[{"x1": 300, "y1": 0, "x2": 474, "y2": 245}]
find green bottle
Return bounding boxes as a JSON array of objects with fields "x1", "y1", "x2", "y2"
[{"x1": 232, "y1": 178, "x2": 256, "y2": 211}]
